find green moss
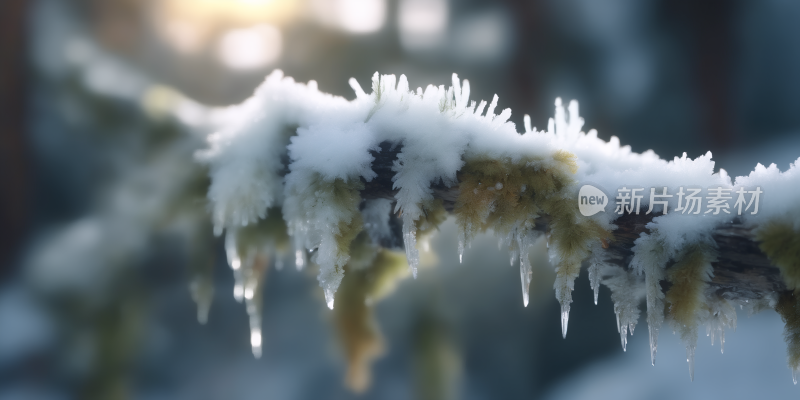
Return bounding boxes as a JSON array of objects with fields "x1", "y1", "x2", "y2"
[
  {"x1": 775, "y1": 292, "x2": 800, "y2": 375},
  {"x1": 665, "y1": 245, "x2": 715, "y2": 336},
  {"x1": 234, "y1": 207, "x2": 291, "y2": 257},
  {"x1": 416, "y1": 199, "x2": 449, "y2": 237},
  {"x1": 333, "y1": 248, "x2": 410, "y2": 392},
  {"x1": 325, "y1": 177, "x2": 365, "y2": 262},
  {"x1": 412, "y1": 312, "x2": 460, "y2": 400},
  {"x1": 455, "y1": 153, "x2": 605, "y2": 258},
  {"x1": 453, "y1": 152, "x2": 607, "y2": 320},
  {"x1": 757, "y1": 221, "x2": 800, "y2": 292}
]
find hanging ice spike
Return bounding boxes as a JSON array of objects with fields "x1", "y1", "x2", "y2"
[{"x1": 560, "y1": 305, "x2": 570, "y2": 339}]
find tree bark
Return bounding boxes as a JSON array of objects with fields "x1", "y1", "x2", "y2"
[{"x1": 359, "y1": 142, "x2": 787, "y2": 302}]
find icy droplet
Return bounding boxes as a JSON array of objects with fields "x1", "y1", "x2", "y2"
[
  {"x1": 402, "y1": 216, "x2": 420, "y2": 278},
  {"x1": 295, "y1": 250, "x2": 305, "y2": 270},
  {"x1": 458, "y1": 239, "x2": 465, "y2": 264},
  {"x1": 234, "y1": 284, "x2": 244, "y2": 302},
  {"x1": 588, "y1": 263, "x2": 600, "y2": 305},
  {"x1": 520, "y1": 257, "x2": 532, "y2": 307},
  {"x1": 324, "y1": 288, "x2": 336, "y2": 310},
  {"x1": 561, "y1": 305, "x2": 570, "y2": 339},
  {"x1": 189, "y1": 275, "x2": 214, "y2": 325},
  {"x1": 251, "y1": 328, "x2": 263, "y2": 358},
  {"x1": 793, "y1": 368, "x2": 798, "y2": 385}
]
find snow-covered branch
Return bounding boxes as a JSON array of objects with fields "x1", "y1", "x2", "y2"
[{"x1": 197, "y1": 70, "x2": 800, "y2": 383}]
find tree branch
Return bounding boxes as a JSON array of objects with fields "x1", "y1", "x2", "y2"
[{"x1": 357, "y1": 141, "x2": 787, "y2": 302}]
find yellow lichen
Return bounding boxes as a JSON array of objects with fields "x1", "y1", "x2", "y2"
[
  {"x1": 326, "y1": 178, "x2": 366, "y2": 263},
  {"x1": 412, "y1": 313, "x2": 461, "y2": 400},
  {"x1": 333, "y1": 246, "x2": 410, "y2": 392},
  {"x1": 757, "y1": 220, "x2": 800, "y2": 292},
  {"x1": 664, "y1": 244, "x2": 715, "y2": 379},
  {"x1": 416, "y1": 199, "x2": 449, "y2": 237},
  {"x1": 760, "y1": 220, "x2": 800, "y2": 379},
  {"x1": 234, "y1": 207, "x2": 291, "y2": 257},
  {"x1": 453, "y1": 152, "x2": 607, "y2": 333},
  {"x1": 453, "y1": 155, "x2": 575, "y2": 243},
  {"x1": 666, "y1": 246, "x2": 714, "y2": 329}
]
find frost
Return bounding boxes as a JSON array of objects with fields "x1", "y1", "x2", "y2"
[
  {"x1": 705, "y1": 295, "x2": 737, "y2": 354},
  {"x1": 601, "y1": 264, "x2": 644, "y2": 352},
  {"x1": 362, "y1": 199, "x2": 394, "y2": 247},
  {"x1": 630, "y1": 234, "x2": 669, "y2": 365},
  {"x1": 664, "y1": 245, "x2": 716, "y2": 381}
]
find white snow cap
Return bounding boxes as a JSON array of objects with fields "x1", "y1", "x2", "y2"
[{"x1": 199, "y1": 69, "x2": 800, "y2": 308}]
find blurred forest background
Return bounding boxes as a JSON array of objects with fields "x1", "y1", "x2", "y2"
[{"x1": 2, "y1": 0, "x2": 800, "y2": 399}]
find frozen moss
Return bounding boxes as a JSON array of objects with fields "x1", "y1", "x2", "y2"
[
  {"x1": 775, "y1": 292, "x2": 800, "y2": 384},
  {"x1": 284, "y1": 174, "x2": 365, "y2": 309},
  {"x1": 455, "y1": 153, "x2": 607, "y2": 328},
  {"x1": 665, "y1": 245, "x2": 716, "y2": 381},
  {"x1": 333, "y1": 247, "x2": 410, "y2": 392},
  {"x1": 757, "y1": 220, "x2": 800, "y2": 292}
]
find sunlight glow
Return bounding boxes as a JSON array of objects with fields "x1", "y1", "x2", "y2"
[{"x1": 217, "y1": 24, "x2": 282, "y2": 70}]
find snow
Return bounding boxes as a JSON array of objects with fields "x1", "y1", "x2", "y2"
[{"x1": 199, "y1": 69, "x2": 800, "y2": 374}]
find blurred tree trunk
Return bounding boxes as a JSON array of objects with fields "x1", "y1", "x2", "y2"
[{"x1": 0, "y1": 0, "x2": 30, "y2": 277}]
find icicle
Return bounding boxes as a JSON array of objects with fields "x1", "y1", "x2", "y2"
[
  {"x1": 243, "y1": 254, "x2": 268, "y2": 355},
  {"x1": 513, "y1": 231, "x2": 537, "y2": 308},
  {"x1": 325, "y1": 288, "x2": 336, "y2": 309},
  {"x1": 620, "y1": 322, "x2": 628, "y2": 352},
  {"x1": 519, "y1": 256, "x2": 532, "y2": 307},
  {"x1": 645, "y1": 269, "x2": 665, "y2": 366},
  {"x1": 602, "y1": 264, "x2": 642, "y2": 353},
  {"x1": 458, "y1": 238, "x2": 465, "y2": 264},
  {"x1": 588, "y1": 263, "x2": 600, "y2": 305},
  {"x1": 402, "y1": 215, "x2": 420, "y2": 278},
  {"x1": 705, "y1": 295, "x2": 737, "y2": 355},
  {"x1": 794, "y1": 368, "x2": 798, "y2": 385},
  {"x1": 649, "y1": 327, "x2": 659, "y2": 366},
  {"x1": 560, "y1": 305, "x2": 570, "y2": 339},
  {"x1": 687, "y1": 345, "x2": 696, "y2": 381}
]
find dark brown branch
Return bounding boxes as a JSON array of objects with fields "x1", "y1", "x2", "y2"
[{"x1": 357, "y1": 142, "x2": 787, "y2": 302}]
